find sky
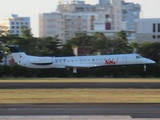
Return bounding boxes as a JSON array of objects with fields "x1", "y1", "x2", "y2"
[{"x1": 0, "y1": 0, "x2": 160, "y2": 37}]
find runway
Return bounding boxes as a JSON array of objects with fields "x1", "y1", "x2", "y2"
[
  {"x1": 0, "y1": 104, "x2": 160, "y2": 118},
  {"x1": 0, "y1": 82, "x2": 160, "y2": 89},
  {"x1": 0, "y1": 82, "x2": 159, "y2": 118}
]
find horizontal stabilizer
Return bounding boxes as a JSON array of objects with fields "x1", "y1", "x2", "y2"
[{"x1": 7, "y1": 45, "x2": 24, "y2": 53}]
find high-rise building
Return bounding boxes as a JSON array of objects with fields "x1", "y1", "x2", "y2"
[
  {"x1": 122, "y1": 1, "x2": 141, "y2": 30},
  {"x1": 39, "y1": 12, "x2": 98, "y2": 43},
  {"x1": 0, "y1": 14, "x2": 30, "y2": 36},
  {"x1": 39, "y1": 0, "x2": 140, "y2": 43},
  {"x1": 111, "y1": 0, "x2": 123, "y2": 30}
]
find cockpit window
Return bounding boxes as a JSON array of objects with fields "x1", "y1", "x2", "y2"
[{"x1": 136, "y1": 56, "x2": 142, "y2": 59}]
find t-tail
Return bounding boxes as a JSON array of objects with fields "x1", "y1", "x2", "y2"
[{"x1": 7, "y1": 45, "x2": 28, "y2": 64}]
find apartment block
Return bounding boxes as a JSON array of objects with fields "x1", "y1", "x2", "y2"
[
  {"x1": 0, "y1": 14, "x2": 30, "y2": 36},
  {"x1": 57, "y1": 0, "x2": 123, "y2": 31},
  {"x1": 39, "y1": 13, "x2": 64, "y2": 40},
  {"x1": 39, "y1": 12, "x2": 98, "y2": 43},
  {"x1": 111, "y1": 0, "x2": 123, "y2": 30}
]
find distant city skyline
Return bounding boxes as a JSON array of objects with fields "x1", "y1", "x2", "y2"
[{"x1": 0, "y1": 0, "x2": 160, "y2": 37}]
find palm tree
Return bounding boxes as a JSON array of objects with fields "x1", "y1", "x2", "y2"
[
  {"x1": 117, "y1": 30, "x2": 128, "y2": 43},
  {"x1": 130, "y1": 40, "x2": 139, "y2": 53}
]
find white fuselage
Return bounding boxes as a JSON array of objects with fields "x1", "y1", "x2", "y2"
[{"x1": 13, "y1": 53, "x2": 155, "y2": 69}]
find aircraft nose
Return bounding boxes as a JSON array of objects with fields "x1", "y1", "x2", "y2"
[{"x1": 147, "y1": 59, "x2": 156, "y2": 64}]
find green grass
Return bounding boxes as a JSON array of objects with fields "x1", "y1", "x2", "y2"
[
  {"x1": 0, "y1": 89, "x2": 160, "y2": 103},
  {"x1": 0, "y1": 78, "x2": 160, "y2": 83}
]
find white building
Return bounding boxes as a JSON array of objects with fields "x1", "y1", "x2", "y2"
[
  {"x1": 0, "y1": 14, "x2": 30, "y2": 36},
  {"x1": 135, "y1": 18, "x2": 160, "y2": 43},
  {"x1": 39, "y1": 12, "x2": 98, "y2": 43},
  {"x1": 40, "y1": 0, "x2": 138, "y2": 43},
  {"x1": 75, "y1": 20, "x2": 135, "y2": 42},
  {"x1": 57, "y1": 0, "x2": 123, "y2": 31},
  {"x1": 39, "y1": 13, "x2": 64, "y2": 41}
]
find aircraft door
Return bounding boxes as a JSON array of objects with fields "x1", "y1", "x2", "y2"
[{"x1": 122, "y1": 56, "x2": 127, "y2": 65}]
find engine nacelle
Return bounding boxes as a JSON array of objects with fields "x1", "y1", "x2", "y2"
[{"x1": 30, "y1": 57, "x2": 53, "y2": 65}]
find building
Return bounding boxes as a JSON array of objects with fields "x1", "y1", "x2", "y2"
[
  {"x1": 122, "y1": 1, "x2": 141, "y2": 30},
  {"x1": 0, "y1": 14, "x2": 30, "y2": 36},
  {"x1": 40, "y1": 0, "x2": 139, "y2": 43},
  {"x1": 39, "y1": 12, "x2": 64, "y2": 41},
  {"x1": 75, "y1": 22, "x2": 135, "y2": 43},
  {"x1": 39, "y1": 12, "x2": 98, "y2": 43},
  {"x1": 57, "y1": 0, "x2": 123, "y2": 31},
  {"x1": 135, "y1": 18, "x2": 160, "y2": 43}
]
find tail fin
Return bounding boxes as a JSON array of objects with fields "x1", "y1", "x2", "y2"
[{"x1": 7, "y1": 45, "x2": 27, "y2": 63}]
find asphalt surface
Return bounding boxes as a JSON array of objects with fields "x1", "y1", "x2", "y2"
[
  {"x1": 0, "y1": 83, "x2": 159, "y2": 118},
  {"x1": 0, "y1": 104, "x2": 160, "y2": 118},
  {"x1": 0, "y1": 82, "x2": 160, "y2": 89}
]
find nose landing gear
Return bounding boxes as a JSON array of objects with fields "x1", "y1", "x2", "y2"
[{"x1": 144, "y1": 65, "x2": 146, "y2": 71}]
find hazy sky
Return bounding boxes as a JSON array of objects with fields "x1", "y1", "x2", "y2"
[{"x1": 0, "y1": 0, "x2": 160, "y2": 37}]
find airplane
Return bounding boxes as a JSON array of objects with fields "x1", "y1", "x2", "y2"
[{"x1": 7, "y1": 45, "x2": 155, "y2": 73}]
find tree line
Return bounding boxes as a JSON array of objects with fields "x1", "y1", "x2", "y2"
[{"x1": 0, "y1": 28, "x2": 160, "y2": 78}]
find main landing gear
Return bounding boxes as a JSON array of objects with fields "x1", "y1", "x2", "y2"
[
  {"x1": 73, "y1": 67, "x2": 77, "y2": 74},
  {"x1": 66, "y1": 67, "x2": 77, "y2": 77}
]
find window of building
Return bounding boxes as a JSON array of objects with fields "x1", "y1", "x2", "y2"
[
  {"x1": 21, "y1": 22, "x2": 23, "y2": 25},
  {"x1": 12, "y1": 26, "x2": 14, "y2": 29},
  {"x1": 158, "y1": 35, "x2": 160, "y2": 39},
  {"x1": 17, "y1": 22, "x2": 19, "y2": 25},
  {"x1": 153, "y1": 23, "x2": 156, "y2": 32},
  {"x1": 158, "y1": 24, "x2": 160, "y2": 32},
  {"x1": 17, "y1": 26, "x2": 19, "y2": 29},
  {"x1": 17, "y1": 30, "x2": 19, "y2": 33},
  {"x1": 26, "y1": 22, "x2": 28, "y2": 25},
  {"x1": 12, "y1": 22, "x2": 14, "y2": 25},
  {"x1": 153, "y1": 35, "x2": 156, "y2": 39}
]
